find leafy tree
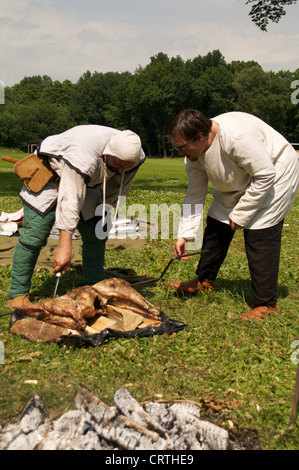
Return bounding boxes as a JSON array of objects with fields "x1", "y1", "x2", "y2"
[
  {"x1": 0, "y1": 99, "x2": 76, "y2": 148},
  {"x1": 1, "y1": 51, "x2": 298, "y2": 152},
  {"x1": 233, "y1": 64, "x2": 292, "y2": 134},
  {"x1": 70, "y1": 70, "x2": 133, "y2": 127},
  {"x1": 128, "y1": 53, "x2": 191, "y2": 156},
  {"x1": 7, "y1": 75, "x2": 53, "y2": 105},
  {"x1": 229, "y1": 60, "x2": 261, "y2": 74},
  {"x1": 102, "y1": 72, "x2": 134, "y2": 130},
  {"x1": 187, "y1": 51, "x2": 236, "y2": 116},
  {"x1": 41, "y1": 79, "x2": 75, "y2": 106},
  {"x1": 245, "y1": 0, "x2": 297, "y2": 31}
]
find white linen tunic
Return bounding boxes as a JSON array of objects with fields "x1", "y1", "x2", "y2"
[
  {"x1": 19, "y1": 125, "x2": 145, "y2": 233},
  {"x1": 178, "y1": 112, "x2": 299, "y2": 240}
]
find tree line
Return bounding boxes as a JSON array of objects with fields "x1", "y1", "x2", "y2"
[{"x1": 1, "y1": 50, "x2": 298, "y2": 157}]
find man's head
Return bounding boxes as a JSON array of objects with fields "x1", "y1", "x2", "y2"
[
  {"x1": 168, "y1": 109, "x2": 213, "y2": 160},
  {"x1": 103, "y1": 130, "x2": 141, "y2": 174},
  {"x1": 104, "y1": 155, "x2": 134, "y2": 175},
  {"x1": 168, "y1": 109, "x2": 212, "y2": 140}
]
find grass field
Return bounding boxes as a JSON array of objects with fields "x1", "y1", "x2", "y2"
[{"x1": 0, "y1": 148, "x2": 298, "y2": 450}]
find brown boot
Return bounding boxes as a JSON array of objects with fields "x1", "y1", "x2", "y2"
[
  {"x1": 171, "y1": 278, "x2": 214, "y2": 295},
  {"x1": 241, "y1": 305, "x2": 278, "y2": 320},
  {"x1": 9, "y1": 294, "x2": 32, "y2": 309}
]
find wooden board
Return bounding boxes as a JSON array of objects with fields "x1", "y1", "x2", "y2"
[
  {"x1": 10, "y1": 317, "x2": 73, "y2": 342},
  {"x1": 106, "y1": 305, "x2": 144, "y2": 331},
  {"x1": 87, "y1": 315, "x2": 118, "y2": 332},
  {"x1": 138, "y1": 317, "x2": 162, "y2": 328}
]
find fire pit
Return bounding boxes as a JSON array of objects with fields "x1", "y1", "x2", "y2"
[{"x1": 1, "y1": 385, "x2": 239, "y2": 451}]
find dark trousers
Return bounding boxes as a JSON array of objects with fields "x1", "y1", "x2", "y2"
[{"x1": 196, "y1": 216, "x2": 284, "y2": 308}]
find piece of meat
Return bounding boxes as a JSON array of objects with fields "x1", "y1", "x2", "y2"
[
  {"x1": 38, "y1": 297, "x2": 81, "y2": 319},
  {"x1": 13, "y1": 286, "x2": 102, "y2": 331},
  {"x1": 13, "y1": 306, "x2": 82, "y2": 330},
  {"x1": 65, "y1": 286, "x2": 104, "y2": 318},
  {"x1": 93, "y1": 278, "x2": 160, "y2": 320},
  {"x1": 11, "y1": 278, "x2": 160, "y2": 331}
]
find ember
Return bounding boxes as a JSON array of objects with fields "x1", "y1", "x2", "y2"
[{"x1": 0, "y1": 385, "x2": 237, "y2": 450}]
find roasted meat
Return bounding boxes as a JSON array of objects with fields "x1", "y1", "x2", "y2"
[
  {"x1": 12, "y1": 278, "x2": 160, "y2": 331},
  {"x1": 93, "y1": 278, "x2": 160, "y2": 319}
]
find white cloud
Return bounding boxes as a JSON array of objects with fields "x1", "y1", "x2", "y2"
[{"x1": 0, "y1": 0, "x2": 298, "y2": 86}]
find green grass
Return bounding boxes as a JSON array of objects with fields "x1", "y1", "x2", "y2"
[{"x1": 0, "y1": 150, "x2": 298, "y2": 449}]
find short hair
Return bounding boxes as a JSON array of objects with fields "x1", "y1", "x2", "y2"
[{"x1": 167, "y1": 109, "x2": 212, "y2": 139}]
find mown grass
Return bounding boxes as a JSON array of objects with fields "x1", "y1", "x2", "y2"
[{"x1": 0, "y1": 149, "x2": 298, "y2": 450}]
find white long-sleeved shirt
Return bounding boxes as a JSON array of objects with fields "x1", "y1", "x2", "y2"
[
  {"x1": 178, "y1": 112, "x2": 299, "y2": 240},
  {"x1": 19, "y1": 125, "x2": 145, "y2": 233}
]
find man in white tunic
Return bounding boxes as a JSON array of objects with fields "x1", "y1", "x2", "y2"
[
  {"x1": 9, "y1": 125, "x2": 145, "y2": 308},
  {"x1": 168, "y1": 109, "x2": 298, "y2": 320}
]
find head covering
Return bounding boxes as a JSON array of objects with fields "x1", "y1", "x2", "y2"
[{"x1": 103, "y1": 130, "x2": 141, "y2": 163}]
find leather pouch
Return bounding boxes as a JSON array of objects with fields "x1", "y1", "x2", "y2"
[{"x1": 14, "y1": 154, "x2": 57, "y2": 193}]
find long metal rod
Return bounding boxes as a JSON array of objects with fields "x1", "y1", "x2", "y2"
[
  {"x1": 53, "y1": 272, "x2": 62, "y2": 299},
  {"x1": 131, "y1": 250, "x2": 205, "y2": 287},
  {"x1": 0, "y1": 310, "x2": 15, "y2": 318}
]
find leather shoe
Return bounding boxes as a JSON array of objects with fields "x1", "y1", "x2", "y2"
[
  {"x1": 9, "y1": 294, "x2": 32, "y2": 309},
  {"x1": 171, "y1": 278, "x2": 214, "y2": 295},
  {"x1": 241, "y1": 305, "x2": 278, "y2": 320}
]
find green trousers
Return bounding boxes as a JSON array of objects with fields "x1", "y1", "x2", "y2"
[{"x1": 9, "y1": 204, "x2": 106, "y2": 299}]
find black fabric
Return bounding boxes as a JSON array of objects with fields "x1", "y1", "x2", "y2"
[
  {"x1": 57, "y1": 312, "x2": 187, "y2": 347},
  {"x1": 195, "y1": 216, "x2": 284, "y2": 307},
  {"x1": 9, "y1": 312, "x2": 188, "y2": 347},
  {"x1": 244, "y1": 220, "x2": 284, "y2": 307},
  {"x1": 196, "y1": 216, "x2": 235, "y2": 281}
]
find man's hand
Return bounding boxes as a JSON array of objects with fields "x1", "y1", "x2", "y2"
[
  {"x1": 174, "y1": 238, "x2": 190, "y2": 261},
  {"x1": 54, "y1": 230, "x2": 72, "y2": 274},
  {"x1": 229, "y1": 218, "x2": 243, "y2": 231}
]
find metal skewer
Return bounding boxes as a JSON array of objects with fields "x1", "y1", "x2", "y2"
[
  {"x1": 131, "y1": 250, "x2": 206, "y2": 287},
  {"x1": 53, "y1": 272, "x2": 62, "y2": 299}
]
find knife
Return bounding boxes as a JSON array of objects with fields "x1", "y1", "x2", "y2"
[{"x1": 53, "y1": 272, "x2": 62, "y2": 299}]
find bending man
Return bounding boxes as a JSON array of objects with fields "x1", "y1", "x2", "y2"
[
  {"x1": 9, "y1": 125, "x2": 145, "y2": 308},
  {"x1": 168, "y1": 109, "x2": 298, "y2": 320}
]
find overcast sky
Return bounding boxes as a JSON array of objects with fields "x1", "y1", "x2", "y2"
[{"x1": 1, "y1": 0, "x2": 298, "y2": 87}]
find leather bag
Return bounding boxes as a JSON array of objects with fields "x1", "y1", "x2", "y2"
[{"x1": 13, "y1": 153, "x2": 57, "y2": 192}]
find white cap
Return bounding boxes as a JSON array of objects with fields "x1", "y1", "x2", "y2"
[{"x1": 103, "y1": 130, "x2": 141, "y2": 163}]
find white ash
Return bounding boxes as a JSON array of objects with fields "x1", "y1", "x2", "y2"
[{"x1": 0, "y1": 385, "x2": 234, "y2": 451}]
